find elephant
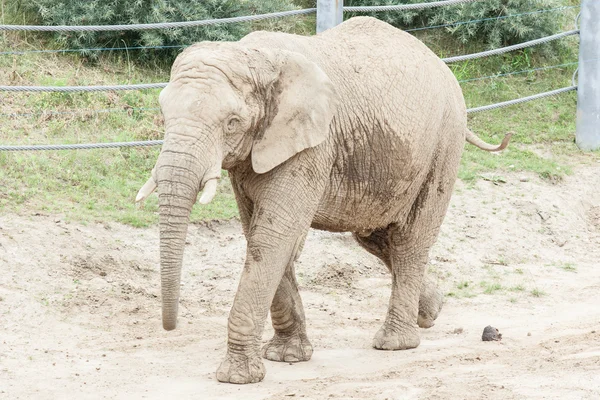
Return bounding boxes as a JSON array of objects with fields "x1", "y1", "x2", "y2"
[{"x1": 135, "y1": 16, "x2": 511, "y2": 384}]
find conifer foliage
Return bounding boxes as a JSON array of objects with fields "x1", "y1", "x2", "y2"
[
  {"x1": 344, "y1": 0, "x2": 570, "y2": 49},
  {"x1": 23, "y1": 0, "x2": 303, "y2": 61},
  {"x1": 24, "y1": 0, "x2": 571, "y2": 61}
]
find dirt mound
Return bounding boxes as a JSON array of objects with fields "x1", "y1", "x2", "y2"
[
  {"x1": 69, "y1": 254, "x2": 149, "y2": 278},
  {"x1": 29, "y1": 254, "x2": 162, "y2": 326},
  {"x1": 311, "y1": 261, "x2": 361, "y2": 288}
]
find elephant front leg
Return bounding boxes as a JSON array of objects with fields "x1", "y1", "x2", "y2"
[
  {"x1": 262, "y1": 262, "x2": 313, "y2": 363},
  {"x1": 216, "y1": 219, "x2": 313, "y2": 384}
]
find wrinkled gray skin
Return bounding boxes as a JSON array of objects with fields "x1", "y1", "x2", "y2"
[{"x1": 138, "y1": 17, "x2": 511, "y2": 384}]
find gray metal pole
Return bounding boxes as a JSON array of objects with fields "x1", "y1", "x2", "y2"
[
  {"x1": 317, "y1": 0, "x2": 343, "y2": 34},
  {"x1": 576, "y1": 0, "x2": 600, "y2": 151}
]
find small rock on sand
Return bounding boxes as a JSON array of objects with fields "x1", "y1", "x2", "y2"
[{"x1": 482, "y1": 325, "x2": 502, "y2": 341}]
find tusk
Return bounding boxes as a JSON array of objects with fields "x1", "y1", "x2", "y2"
[
  {"x1": 198, "y1": 179, "x2": 218, "y2": 205},
  {"x1": 135, "y1": 175, "x2": 158, "y2": 203}
]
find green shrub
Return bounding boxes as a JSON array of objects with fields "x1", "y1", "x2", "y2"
[
  {"x1": 344, "y1": 0, "x2": 574, "y2": 51},
  {"x1": 18, "y1": 0, "x2": 577, "y2": 63},
  {"x1": 23, "y1": 0, "x2": 304, "y2": 63},
  {"x1": 293, "y1": 0, "x2": 317, "y2": 7}
]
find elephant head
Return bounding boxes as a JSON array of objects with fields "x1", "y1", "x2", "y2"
[{"x1": 135, "y1": 42, "x2": 337, "y2": 331}]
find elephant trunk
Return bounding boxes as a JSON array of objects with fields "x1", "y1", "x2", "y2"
[
  {"x1": 155, "y1": 142, "x2": 222, "y2": 331},
  {"x1": 159, "y1": 196, "x2": 191, "y2": 330},
  {"x1": 157, "y1": 161, "x2": 198, "y2": 331}
]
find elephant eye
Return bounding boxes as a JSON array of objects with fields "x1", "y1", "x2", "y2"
[{"x1": 226, "y1": 116, "x2": 240, "y2": 134}]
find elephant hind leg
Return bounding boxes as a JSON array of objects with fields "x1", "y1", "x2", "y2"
[
  {"x1": 373, "y1": 154, "x2": 458, "y2": 350},
  {"x1": 353, "y1": 230, "x2": 443, "y2": 329}
]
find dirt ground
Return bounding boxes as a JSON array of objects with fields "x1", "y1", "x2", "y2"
[{"x1": 1, "y1": 164, "x2": 599, "y2": 399}]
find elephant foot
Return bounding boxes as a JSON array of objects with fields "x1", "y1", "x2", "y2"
[
  {"x1": 417, "y1": 293, "x2": 443, "y2": 328},
  {"x1": 216, "y1": 351, "x2": 266, "y2": 384},
  {"x1": 417, "y1": 314, "x2": 435, "y2": 329},
  {"x1": 262, "y1": 331, "x2": 313, "y2": 362},
  {"x1": 373, "y1": 323, "x2": 420, "y2": 350},
  {"x1": 418, "y1": 275, "x2": 444, "y2": 329}
]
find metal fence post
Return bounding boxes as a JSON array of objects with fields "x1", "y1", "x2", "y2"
[
  {"x1": 576, "y1": 0, "x2": 600, "y2": 151},
  {"x1": 317, "y1": 0, "x2": 343, "y2": 34}
]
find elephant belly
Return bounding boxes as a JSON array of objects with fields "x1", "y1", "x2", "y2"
[
  {"x1": 311, "y1": 168, "x2": 424, "y2": 233},
  {"x1": 310, "y1": 116, "x2": 437, "y2": 233}
]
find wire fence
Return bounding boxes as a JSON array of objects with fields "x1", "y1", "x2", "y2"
[
  {"x1": 467, "y1": 86, "x2": 577, "y2": 114},
  {"x1": 0, "y1": 141, "x2": 164, "y2": 152},
  {"x1": 0, "y1": 44, "x2": 188, "y2": 56},
  {"x1": 0, "y1": 83, "x2": 167, "y2": 93},
  {"x1": 0, "y1": 0, "x2": 581, "y2": 150},
  {"x1": 344, "y1": 0, "x2": 479, "y2": 12},
  {"x1": 441, "y1": 29, "x2": 579, "y2": 64},
  {"x1": 0, "y1": 8, "x2": 317, "y2": 32},
  {"x1": 0, "y1": 107, "x2": 160, "y2": 118},
  {"x1": 457, "y1": 62, "x2": 579, "y2": 84},
  {"x1": 0, "y1": 84, "x2": 579, "y2": 152}
]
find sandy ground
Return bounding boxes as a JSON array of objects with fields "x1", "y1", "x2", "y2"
[{"x1": 1, "y1": 165, "x2": 600, "y2": 399}]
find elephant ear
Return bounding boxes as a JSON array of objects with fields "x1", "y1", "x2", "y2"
[{"x1": 251, "y1": 50, "x2": 337, "y2": 174}]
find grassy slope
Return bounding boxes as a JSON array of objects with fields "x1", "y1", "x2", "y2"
[{"x1": 1, "y1": 7, "x2": 598, "y2": 227}]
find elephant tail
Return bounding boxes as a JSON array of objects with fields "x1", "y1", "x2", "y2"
[{"x1": 465, "y1": 130, "x2": 512, "y2": 152}]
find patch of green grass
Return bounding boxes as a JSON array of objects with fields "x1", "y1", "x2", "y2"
[
  {"x1": 446, "y1": 290, "x2": 476, "y2": 299},
  {"x1": 0, "y1": 144, "x2": 238, "y2": 227},
  {"x1": 447, "y1": 280, "x2": 477, "y2": 299},
  {"x1": 531, "y1": 288, "x2": 546, "y2": 298},
  {"x1": 482, "y1": 282, "x2": 503, "y2": 295},
  {"x1": 546, "y1": 262, "x2": 578, "y2": 272},
  {"x1": 457, "y1": 280, "x2": 470, "y2": 289},
  {"x1": 446, "y1": 36, "x2": 581, "y2": 184},
  {"x1": 459, "y1": 143, "x2": 573, "y2": 184},
  {"x1": 509, "y1": 285, "x2": 526, "y2": 292},
  {"x1": 0, "y1": 47, "x2": 239, "y2": 226},
  {"x1": 559, "y1": 263, "x2": 577, "y2": 272}
]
